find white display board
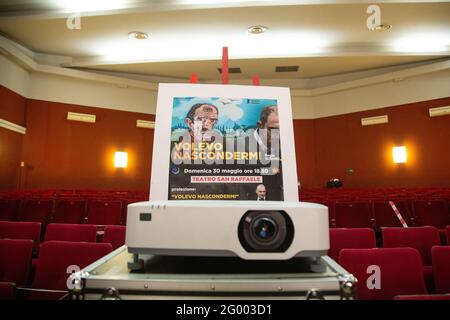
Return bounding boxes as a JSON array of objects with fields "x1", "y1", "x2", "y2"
[{"x1": 149, "y1": 83, "x2": 299, "y2": 202}]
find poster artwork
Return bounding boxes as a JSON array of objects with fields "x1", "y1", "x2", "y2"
[{"x1": 168, "y1": 97, "x2": 283, "y2": 201}]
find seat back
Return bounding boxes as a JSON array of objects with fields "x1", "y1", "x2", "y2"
[
  {"x1": 52, "y1": 199, "x2": 87, "y2": 224},
  {"x1": 0, "y1": 199, "x2": 21, "y2": 221},
  {"x1": 30, "y1": 241, "x2": 112, "y2": 299},
  {"x1": 0, "y1": 221, "x2": 42, "y2": 253},
  {"x1": 339, "y1": 248, "x2": 427, "y2": 300},
  {"x1": 413, "y1": 200, "x2": 450, "y2": 229},
  {"x1": 103, "y1": 225, "x2": 126, "y2": 250},
  {"x1": 16, "y1": 199, "x2": 54, "y2": 225},
  {"x1": 382, "y1": 226, "x2": 440, "y2": 265},
  {"x1": 44, "y1": 223, "x2": 97, "y2": 243},
  {"x1": 431, "y1": 246, "x2": 450, "y2": 294},
  {"x1": 334, "y1": 202, "x2": 374, "y2": 228},
  {"x1": 328, "y1": 228, "x2": 376, "y2": 261},
  {"x1": 0, "y1": 239, "x2": 33, "y2": 286},
  {"x1": 85, "y1": 200, "x2": 122, "y2": 226}
]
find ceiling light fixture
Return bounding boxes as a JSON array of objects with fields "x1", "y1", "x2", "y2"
[
  {"x1": 247, "y1": 25, "x2": 268, "y2": 34},
  {"x1": 370, "y1": 24, "x2": 392, "y2": 32},
  {"x1": 393, "y1": 146, "x2": 407, "y2": 164},
  {"x1": 128, "y1": 31, "x2": 149, "y2": 40},
  {"x1": 393, "y1": 33, "x2": 448, "y2": 53}
]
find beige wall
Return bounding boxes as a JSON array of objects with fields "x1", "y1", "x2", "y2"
[
  {"x1": 0, "y1": 55, "x2": 30, "y2": 98},
  {"x1": 310, "y1": 69, "x2": 450, "y2": 119},
  {"x1": 28, "y1": 72, "x2": 158, "y2": 114}
]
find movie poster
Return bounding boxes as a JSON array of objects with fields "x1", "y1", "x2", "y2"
[
  {"x1": 168, "y1": 97, "x2": 283, "y2": 201},
  {"x1": 149, "y1": 84, "x2": 298, "y2": 202}
]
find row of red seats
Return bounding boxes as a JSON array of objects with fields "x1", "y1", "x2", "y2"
[
  {"x1": 0, "y1": 188, "x2": 151, "y2": 225},
  {"x1": 319, "y1": 200, "x2": 449, "y2": 231},
  {"x1": 339, "y1": 247, "x2": 450, "y2": 300},
  {"x1": 329, "y1": 226, "x2": 450, "y2": 297},
  {"x1": 2, "y1": 222, "x2": 450, "y2": 300},
  {"x1": 0, "y1": 198, "x2": 137, "y2": 226},
  {"x1": 0, "y1": 222, "x2": 126, "y2": 299},
  {"x1": 2, "y1": 194, "x2": 449, "y2": 231},
  {"x1": 0, "y1": 189, "x2": 148, "y2": 199},
  {"x1": 0, "y1": 239, "x2": 113, "y2": 300},
  {"x1": 2, "y1": 229, "x2": 449, "y2": 300},
  {"x1": 2, "y1": 187, "x2": 448, "y2": 201},
  {"x1": 300, "y1": 187, "x2": 450, "y2": 200},
  {"x1": 0, "y1": 221, "x2": 126, "y2": 254}
]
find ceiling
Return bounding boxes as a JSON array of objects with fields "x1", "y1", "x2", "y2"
[
  {"x1": 80, "y1": 56, "x2": 445, "y2": 80},
  {"x1": 0, "y1": 1, "x2": 449, "y2": 80}
]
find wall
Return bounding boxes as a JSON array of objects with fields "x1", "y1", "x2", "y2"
[
  {"x1": 0, "y1": 54, "x2": 30, "y2": 97},
  {"x1": 313, "y1": 97, "x2": 450, "y2": 188},
  {"x1": 21, "y1": 99, "x2": 154, "y2": 190},
  {"x1": 2, "y1": 85, "x2": 449, "y2": 190},
  {"x1": 293, "y1": 119, "x2": 318, "y2": 188},
  {"x1": 1, "y1": 54, "x2": 449, "y2": 190},
  {"x1": 28, "y1": 72, "x2": 158, "y2": 115},
  {"x1": 311, "y1": 69, "x2": 450, "y2": 119},
  {"x1": 0, "y1": 85, "x2": 27, "y2": 189}
]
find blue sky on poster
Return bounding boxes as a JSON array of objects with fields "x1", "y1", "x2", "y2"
[{"x1": 171, "y1": 97, "x2": 278, "y2": 129}]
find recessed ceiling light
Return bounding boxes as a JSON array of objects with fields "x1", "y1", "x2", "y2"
[
  {"x1": 247, "y1": 25, "x2": 268, "y2": 34},
  {"x1": 128, "y1": 31, "x2": 149, "y2": 40},
  {"x1": 370, "y1": 24, "x2": 392, "y2": 32}
]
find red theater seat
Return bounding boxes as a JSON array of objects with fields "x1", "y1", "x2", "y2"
[
  {"x1": 431, "y1": 246, "x2": 450, "y2": 294},
  {"x1": 0, "y1": 282, "x2": 16, "y2": 300},
  {"x1": 0, "y1": 221, "x2": 42, "y2": 253},
  {"x1": 16, "y1": 198, "x2": 54, "y2": 225},
  {"x1": 30, "y1": 241, "x2": 112, "y2": 300},
  {"x1": 382, "y1": 226, "x2": 440, "y2": 292},
  {"x1": 413, "y1": 200, "x2": 450, "y2": 229},
  {"x1": 85, "y1": 200, "x2": 122, "y2": 226},
  {"x1": 382, "y1": 227, "x2": 440, "y2": 266},
  {"x1": 328, "y1": 228, "x2": 376, "y2": 261},
  {"x1": 0, "y1": 239, "x2": 33, "y2": 286},
  {"x1": 103, "y1": 225, "x2": 126, "y2": 250},
  {"x1": 334, "y1": 202, "x2": 374, "y2": 228},
  {"x1": 44, "y1": 223, "x2": 97, "y2": 243},
  {"x1": 339, "y1": 248, "x2": 427, "y2": 300},
  {"x1": 0, "y1": 198, "x2": 21, "y2": 221},
  {"x1": 51, "y1": 199, "x2": 87, "y2": 224}
]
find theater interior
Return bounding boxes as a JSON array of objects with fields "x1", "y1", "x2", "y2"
[{"x1": 0, "y1": 0, "x2": 449, "y2": 302}]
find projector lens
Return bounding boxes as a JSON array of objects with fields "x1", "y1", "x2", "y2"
[
  {"x1": 253, "y1": 217, "x2": 277, "y2": 241},
  {"x1": 238, "y1": 210, "x2": 294, "y2": 252}
]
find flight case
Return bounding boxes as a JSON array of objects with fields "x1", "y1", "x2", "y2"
[{"x1": 68, "y1": 246, "x2": 357, "y2": 300}]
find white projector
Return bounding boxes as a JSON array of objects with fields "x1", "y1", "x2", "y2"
[{"x1": 126, "y1": 200, "x2": 329, "y2": 266}]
